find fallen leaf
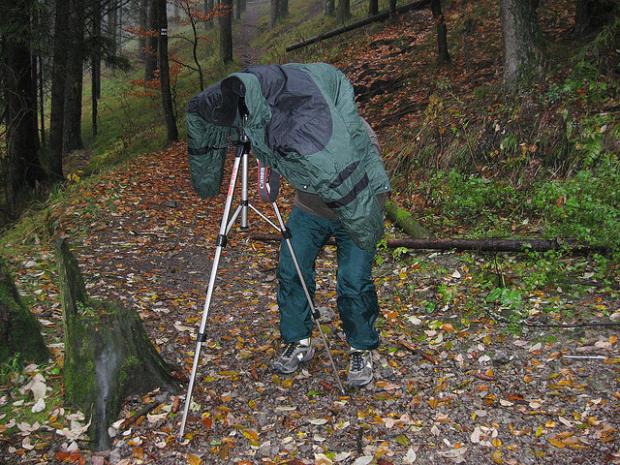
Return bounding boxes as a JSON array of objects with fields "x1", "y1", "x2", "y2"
[
  {"x1": 403, "y1": 447, "x2": 417, "y2": 463},
  {"x1": 352, "y1": 457, "x2": 373, "y2": 465},
  {"x1": 187, "y1": 453, "x2": 201, "y2": 465},
  {"x1": 437, "y1": 447, "x2": 468, "y2": 463},
  {"x1": 315, "y1": 453, "x2": 333, "y2": 465}
]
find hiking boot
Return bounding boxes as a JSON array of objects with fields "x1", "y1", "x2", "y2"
[
  {"x1": 346, "y1": 349, "x2": 373, "y2": 387},
  {"x1": 271, "y1": 340, "x2": 315, "y2": 374}
]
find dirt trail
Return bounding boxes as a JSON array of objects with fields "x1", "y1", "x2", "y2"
[{"x1": 235, "y1": 0, "x2": 267, "y2": 66}]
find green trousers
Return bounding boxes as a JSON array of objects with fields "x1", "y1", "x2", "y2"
[{"x1": 276, "y1": 207, "x2": 380, "y2": 350}]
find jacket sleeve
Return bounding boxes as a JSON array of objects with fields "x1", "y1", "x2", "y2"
[{"x1": 186, "y1": 111, "x2": 230, "y2": 198}]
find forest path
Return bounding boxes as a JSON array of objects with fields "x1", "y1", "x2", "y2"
[
  {"x1": 235, "y1": 0, "x2": 268, "y2": 66},
  {"x1": 36, "y1": 140, "x2": 616, "y2": 465}
]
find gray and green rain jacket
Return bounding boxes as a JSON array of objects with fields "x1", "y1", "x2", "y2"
[{"x1": 186, "y1": 62, "x2": 391, "y2": 252}]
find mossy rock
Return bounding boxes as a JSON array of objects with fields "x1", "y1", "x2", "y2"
[
  {"x1": 55, "y1": 239, "x2": 181, "y2": 451},
  {"x1": 0, "y1": 259, "x2": 49, "y2": 364}
]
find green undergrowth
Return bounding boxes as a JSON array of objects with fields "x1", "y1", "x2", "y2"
[
  {"x1": 374, "y1": 243, "x2": 619, "y2": 336},
  {"x1": 380, "y1": 14, "x2": 620, "y2": 250}
]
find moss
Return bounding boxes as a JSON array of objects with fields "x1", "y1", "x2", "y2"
[
  {"x1": 384, "y1": 200, "x2": 430, "y2": 240},
  {"x1": 0, "y1": 260, "x2": 49, "y2": 364}
]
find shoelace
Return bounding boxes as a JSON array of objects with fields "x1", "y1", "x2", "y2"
[
  {"x1": 350, "y1": 352, "x2": 365, "y2": 371},
  {"x1": 282, "y1": 343, "x2": 299, "y2": 358}
]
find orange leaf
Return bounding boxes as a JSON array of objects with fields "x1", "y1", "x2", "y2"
[
  {"x1": 187, "y1": 453, "x2": 202, "y2": 465},
  {"x1": 201, "y1": 413, "x2": 212, "y2": 430}
]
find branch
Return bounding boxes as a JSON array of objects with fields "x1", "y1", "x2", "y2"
[
  {"x1": 286, "y1": 0, "x2": 431, "y2": 52},
  {"x1": 169, "y1": 57, "x2": 199, "y2": 73},
  {"x1": 250, "y1": 234, "x2": 612, "y2": 255}
]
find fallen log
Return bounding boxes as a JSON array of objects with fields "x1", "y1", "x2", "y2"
[
  {"x1": 384, "y1": 200, "x2": 429, "y2": 239},
  {"x1": 250, "y1": 234, "x2": 611, "y2": 255},
  {"x1": 55, "y1": 239, "x2": 181, "y2": 451},
  {"x1": 286, "y1": 0, "x2": 431, "y2": 52}
]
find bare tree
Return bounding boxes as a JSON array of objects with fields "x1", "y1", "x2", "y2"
[
  {"x1": 176, "y1": 0, "x2": 215, "y2": 90},
  {"x1": 64, "y1": 0, "x2": 86, "y2": 152},
  {"x1": 430, "y1": 0, "x2": 450, "y2": 63},
  {"x1": 204, "y1": 0, "x2": 215, "y2": 28},
  {"x1": 368, "y1": 0, "x2": 379, "y2": 16},
  {"x1": 92, "y1": 0, "x2": 102, "y2": 137},
  {"x1": 145, "y1": 0, "x2": 159, "y2": 80},
  {"x1": 157, "y1": 0, "x2": 179, "y2": 143},
  {"x1": 49, "y1": 0, "x2": 70, "y2": 180},
  {"x1": 3, "y1": 0, "x2": 47, "y2": 213},
  {"x1": 389, "y1": 0, "x2": 397, "y2": 17},
  {"x1": 337, "y1": 0, "x2": 351, "y2": 23},
  {"x1": 220, "y1": 0, "x2": 233, "y2": 63},
  {"x1": 139, "y1": 0, "x2": 149, "y2": 59},
  {"x1": 325, "y1": 0, "x2": 335, "y2": 16},
  {"x1": 271, "y1": 0, "x2": 280, "y2": 26}
]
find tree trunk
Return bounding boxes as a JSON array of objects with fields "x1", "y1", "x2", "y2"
[
  {"x1": 55, "y1": 239, "x2": 180, "y2": 451},
  {"x1": 220, "y1": 0, "x2": 233, "y2": 63},
  {"x1": 574, "y1": 0, "x2": 612, "y2": 35},
  {"x1": 139, "y1": 0, "x2": 149, "y2": 59},
  {"x1": 108, "y1": 0, "x2": 118, "y2": 61},
  {"x1": 271, "y1": 0, "x2": 280, "y2": 25},
  {"x1": 325, "y1": 0, "x2": 335, "y2": 16},
  {"x1": 0, "y1": 258, "x2": 48, "y2": 364},
  {"x1": 205, "y1": 0, "x2": 215, "y2": 28},
  {"x1": 240, "y1": 0, "x2": 246, "y2": 13},
  {"x1": 63, "y1": 0, "x2": 86, "y2": 152},
  {"x1": 235, "y1": 0, "x2": 242, "y2": 19},
  {"x1": 189, "y1": 11, "x2": 205, "y2": 90},
  {"x1": 49, "y1": 0, "x2": 70, "y2": 181},
  {"x1": 500, "y1": 0, "x2": 540, "y2": 89},
  {"x1": 575, "y1": 0, "x2": 590, "y2": 34},
  {"x1": 279, "y1": 0, "x2": 288, "y2": 18},
  {"x1": 38, "y1": 55, "x2": 45, "y2": 146},
  {"x1": 92, "y1": 0, "x2": 102, "y2": 136},
  {"x1": 389, "y1": 0, "x2": 397, "y2": 17},
  {"x1": 368, "y1": 0, "x2": 379, "y2": 16},
  {"x1": 145, "y1": 0, "x2": 159, "y2": 81},
  {"x1": 430, "y1": 0, "x2": 450, "y2": 63},
  {"x1": 337, "y1": 0, "x2": 351, "y2": 23},
  {"x1": 4, "y1": 0, "x2": 46, "y2": 213},
  {"x1": 158, "y1": 0, "x2": 179, "y2": 143}
]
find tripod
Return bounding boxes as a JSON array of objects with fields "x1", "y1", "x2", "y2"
[{"x1": 178, "y1": 126, "x2": 345, "y2": 439}]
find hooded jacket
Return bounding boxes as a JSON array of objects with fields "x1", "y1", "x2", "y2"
[{"x1": 186, "y1": 63, "x2": 391, "y2": 252}]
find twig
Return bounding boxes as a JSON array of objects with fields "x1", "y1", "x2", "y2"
[
  {"x1": 562, "y1": 355, "x2": 607, "y2": 360},
  {"x1": 120, "y1": 401, "x2": 162, "y2": 430}
]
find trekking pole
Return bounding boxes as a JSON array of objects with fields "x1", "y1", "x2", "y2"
[{"x1": 271, "y1": 203, "x2": 346, "y2": 395}]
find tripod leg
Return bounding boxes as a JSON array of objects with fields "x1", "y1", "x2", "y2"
[
  {"x1": 178, "y1": 152, "x2": 243, "y2": 440},
  {"x1": 271, "y1": 203, "x2": 346, "y2": 394}
]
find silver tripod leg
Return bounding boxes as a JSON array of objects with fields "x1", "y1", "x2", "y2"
[
  {"x1": 271, "y1": 203, "x2": 346, "y2": 395},
  {"x1": 178, "y1": 150, "x2": 243, "y2": 440}
]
